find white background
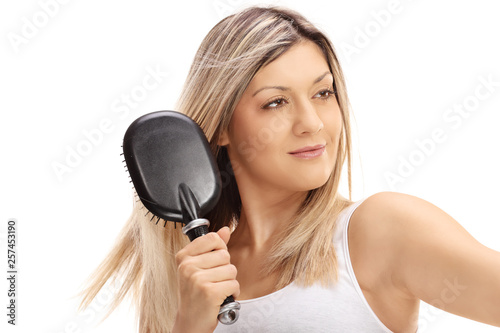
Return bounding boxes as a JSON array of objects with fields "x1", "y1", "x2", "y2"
[{"x1": 1, "y1": 0, "x2": 499, "y2": 332}]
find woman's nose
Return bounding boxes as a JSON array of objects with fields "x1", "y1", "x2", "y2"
[{"x1": 292, "y1": 100, "x2": 324, "y2": 136}]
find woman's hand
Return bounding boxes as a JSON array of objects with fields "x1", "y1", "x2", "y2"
[{"x1": 173, "y1": 227, "x2": 240, "y2": 333}]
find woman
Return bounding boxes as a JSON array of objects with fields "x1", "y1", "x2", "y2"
[{"x1": 79, "y1": 6, "x2": 500, "y2": 333}]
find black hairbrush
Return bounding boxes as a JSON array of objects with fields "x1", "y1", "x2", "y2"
[{"x1": 122, "y1": 110, "x2": 240, "y2": 325}]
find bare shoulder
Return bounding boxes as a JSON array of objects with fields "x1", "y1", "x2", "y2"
[
  {"x1": 347, "y1": 192, "x2": 429, "y2": 330},
  {"x1": 347, "y1": 190, "x2": 477, "y2": 294},
  {"x1": 352, "y1": 191, "x2": 455, "y2": 225},
  {"x1": 349, "y1": 191, "x2": 500, "y2": 327},
  {"x1": 350, "y1": 191, "x2": 478, "y2": 251},
  {"x1": 347, "y1": 192, "x2": 423, "y2": 293}
]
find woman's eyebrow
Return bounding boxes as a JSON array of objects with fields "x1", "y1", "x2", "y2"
[
  {"x1": 252, "y1": 85, "x2": 290, "y2": 97},
  {"x1": 313, "y1": 71, "x2": 333, "y2": 84},
  {"x1": 252, "y1": 71, "x2": 333, "y2": 97}
]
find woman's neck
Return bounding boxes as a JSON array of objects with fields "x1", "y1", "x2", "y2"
[{"x1": 229, "y1": 185, "x2": 307, "y2": 252}]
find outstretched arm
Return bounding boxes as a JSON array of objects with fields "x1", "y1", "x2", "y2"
[{"x1": 353, "y1": 192, "x2": 500, "y2": 327}]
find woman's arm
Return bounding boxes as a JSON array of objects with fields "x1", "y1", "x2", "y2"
[{"x1": 352, "y1": 191, "x2": 500, "y2": 327}]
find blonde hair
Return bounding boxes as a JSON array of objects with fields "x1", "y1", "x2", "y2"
[{"x1": 79, "y1": 6, "x2": 353, "y2": 333}]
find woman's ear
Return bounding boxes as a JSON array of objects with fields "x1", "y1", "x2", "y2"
[{"x1": 218, "y1": 129, "x2": 230, "y2": 146}]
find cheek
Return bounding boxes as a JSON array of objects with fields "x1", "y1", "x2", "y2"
[
  {"x1": 226, "y1": 114, "x2": 264, "y2": 165},
  {"x1": 230, "y1": 108, "x2": 288, "y2": 152},
  {"x1": 323, "y1": 106, "x2": 343, "y2": 141},
  {"x1": 323, "y1": 108, "x2": 343, "y2": 164}
]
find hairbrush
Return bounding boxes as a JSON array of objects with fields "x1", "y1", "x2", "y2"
[{"x1": 122, "y1": 110, "x2": 240, "y2": 325}]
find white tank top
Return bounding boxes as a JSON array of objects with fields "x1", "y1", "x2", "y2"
[{"x1": 214, "y1": 199, "x2": 394, "y2": 332}]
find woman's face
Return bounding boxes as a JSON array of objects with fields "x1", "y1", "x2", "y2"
[{"x1": 220, "y1": 40, "x2": 343, "y2": 193}]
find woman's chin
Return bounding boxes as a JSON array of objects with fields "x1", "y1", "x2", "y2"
[{"x1": 288, "y1": 173, "x2": 332, "y2": 192}]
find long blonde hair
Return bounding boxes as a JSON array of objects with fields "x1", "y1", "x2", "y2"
[{"x1": 79, "y1": 6, "x2": 354, "y2": 332}]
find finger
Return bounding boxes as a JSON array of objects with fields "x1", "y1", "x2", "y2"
[
  {"x1": 217, "y1": 226, "x2": 231, "y2": 245},
  {"x1": 180, "y1": 232, "x2": 227, "y2": 257},
  {"x1": 193, "y1": 249, "x2": 231, "y2": 269},
  {"x1": 209, "y1": 279, "x2": 241, "y2": 303},
  {"x1": 188, "y1": 279, "x2": 240, "y2": 307},
  {"x1": 192, "y1": 264, "x2": 238, "y2": 285}
]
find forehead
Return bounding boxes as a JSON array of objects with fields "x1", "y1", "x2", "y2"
[{"x1": 249, "y1": 40, "x2": 331, "y2": 88}]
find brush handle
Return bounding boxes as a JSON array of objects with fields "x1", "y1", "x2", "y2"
[
  {"x1": 183, "y1": 220, "x2": 209, "y2": 241},
  {"x1": 218, "y1": 295, "x2": 240, "y2": 324},
  {"x1": 182, "y1": 219, "x2": 241, "y2": 325}
]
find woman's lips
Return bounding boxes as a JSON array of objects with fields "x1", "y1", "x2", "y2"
[{"x1": 288, "y1": 144, "x2": 326, "y2": 159}]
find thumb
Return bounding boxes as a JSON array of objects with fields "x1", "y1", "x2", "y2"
[{"x1": 217, "y1": 226, "x2": 231, "y2": 245}]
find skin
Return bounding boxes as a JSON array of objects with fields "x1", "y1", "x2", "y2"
[
  {"x1": 221, "y1": 40, "x2": 342, "y2": 301},
  {"x1": 349, "y1": 192, "x2": 500, "y2": 332},
  {"x1": 173, "y1": 40, "x2": 500, "y2": 333}
]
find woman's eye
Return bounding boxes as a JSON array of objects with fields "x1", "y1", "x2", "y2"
[
  {"x1": 314, "y1": 89, "x2": 336, "y2": 99},
  {"x1": 263, "y1": 97, "x2": 287, "y2": 109}
]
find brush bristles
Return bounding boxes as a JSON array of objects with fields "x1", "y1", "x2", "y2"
[{"x1": 123, "y1": 150, "x2": 173, "y2": 229}]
